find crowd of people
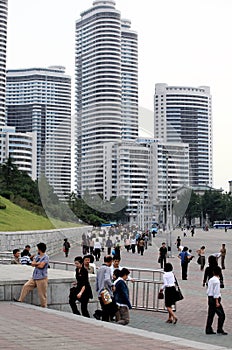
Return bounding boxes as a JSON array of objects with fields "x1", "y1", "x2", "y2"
[{"x1": 10, "y1": 224, "x2": 228, "y2": 335}]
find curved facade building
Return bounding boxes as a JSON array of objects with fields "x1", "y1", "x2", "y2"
[
  {"x1": 154, "y1": 83, "x2": 212, "y2": 187},
  {"x1": 75, "y1": 0, "x2": 138, "y2": 195},
  {"x1": 0, "y1": 0, "x2": 8, "y2": 126}
]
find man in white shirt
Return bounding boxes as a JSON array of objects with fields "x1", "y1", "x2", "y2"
[{"x1": 205, "y1": 266, "x2": 227, "y2": 335}]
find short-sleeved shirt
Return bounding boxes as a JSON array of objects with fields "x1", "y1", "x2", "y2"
[{"x1": 32, "y1": 254, "x2": 49, "y2": 280}]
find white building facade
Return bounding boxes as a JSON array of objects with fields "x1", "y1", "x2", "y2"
[
  {"x1": 75, "y1": 0, "x2": 138, "y2": 196},
  {"x1": 0, "y1": 0, "x2": 8, "y2": 126},
  {"x1": 154, "y1": 83, "x2": 212, "y2": 187},
  {"x1": 6, "y1": 66, "x2": 71, "y2": 199},
  {"x1": 0, "y1": 126, "x2": 37, "y2": 179}
]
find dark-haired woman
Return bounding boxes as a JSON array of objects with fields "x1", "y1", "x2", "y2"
[
  {"x1": 159, "y1": 262, "x2": 178, "y2": 324},
  {"x1": 203, "y1": 255, "x2": 224, "y2": 288},
  {"x1": 69, "y1": 256, "x2": 93, "y2": 317}
]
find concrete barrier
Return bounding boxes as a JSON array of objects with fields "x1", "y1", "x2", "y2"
[
  {"x1": 0, "y1": 265, "x2": 99, "y2": 316},
  {"x1": 0, "y1": 226, "x2": 92, "y2": 256}
]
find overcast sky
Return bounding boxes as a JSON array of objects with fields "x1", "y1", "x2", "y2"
[{"x1": 7, "y1": 0, "x2": 232, "y2": 192}]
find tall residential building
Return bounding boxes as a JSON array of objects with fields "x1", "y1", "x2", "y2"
[
  {"x1": 0, "y1": 126, "x2": 37, "y2": 179},
  {"x1": 0, "y1": 0, "x2": 8, "y2": 126},
  {"x1": 154, "y1": 83, "x2": 212, "y2": 187},
  {"x1": 6, "y1": 66, "x2": 71, "y2": 199},
  {"x1": 75, "y1": 0, "x2": 138, "y2": 195}
]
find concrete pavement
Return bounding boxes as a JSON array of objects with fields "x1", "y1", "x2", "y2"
[{"x1": 1, "y1": 227, "x2": 232, "y2": 349}]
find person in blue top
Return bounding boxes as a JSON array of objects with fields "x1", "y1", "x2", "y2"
[
  {"x1": 14, "y1": 242, "x2": 49, "y2": 307},
  {"x1": 178, "y1": 246, "x2": 192, "y2": 280}
]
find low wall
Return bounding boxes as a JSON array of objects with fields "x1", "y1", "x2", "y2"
[
  {"x1": 0, "y1": 226, "x2": 92, "y2": 255},
  {"x1": 0, "y1": 265, "x2": 99, "y2": 316}
]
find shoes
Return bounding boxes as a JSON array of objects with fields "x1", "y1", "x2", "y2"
[
  {"x1": 165, "y1": 319, "x2": 172, "y2": 323},
  {"x1": 173, "y1": 318, "x2": 178, "y2": 324},
  {"x1": 217, "y1": 331, "x2": 228, "y2": 335},
  {"x1": 13, "y1": 298, "x2": 20, "y2": 302},
  {"x1": 206, "y1": 330, "x2": 216, "y2": 334}
]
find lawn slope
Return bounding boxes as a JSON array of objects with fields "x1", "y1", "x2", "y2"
[{"x1": 0, "y1": 196, "x2": 80, "y2": 231}]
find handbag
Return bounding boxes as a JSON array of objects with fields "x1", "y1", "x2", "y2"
[
  {"x1": 158, "y1": 290, "x2": 164, "y2": 299},
  {"x1": 158, "y1": 256, "x2": 161, "y2": 263},
  {"x1": 100, "y1": 288, "x2": 112, "y2": 305},
  {"x1": 174, "y1": 276, "x2": 184, "y2": 302}
]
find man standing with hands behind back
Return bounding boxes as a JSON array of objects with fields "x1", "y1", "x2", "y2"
[{"x1": 14, "y1": 242, "x2": 49, "y2": 308}]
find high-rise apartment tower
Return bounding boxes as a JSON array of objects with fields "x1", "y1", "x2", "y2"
[
  {"x1": 154, "y1": 83, "x2": 212, "y2": 187},
  {"x1": 0, "y1": 0, "x2": 8, "y2": 126},
  {"x1": 75, "y1": 0, "x2": 138, "y2": 195},
  {"x1": 6, "y1": 66, "x2": 71, "y2": 199}
]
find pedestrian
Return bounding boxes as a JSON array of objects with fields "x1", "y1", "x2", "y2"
[
  {"x1": 11, "y1": 248, "x2": 21, "y2": 264},
  {"x1": 203, "y1": 255, "x2": 224, "y2": 288},
  {"x1": 191, "y1": 226, "x2": 195, "y2": 237},
  {"x1": 220, "y1": 244, "x2": 226, "y2": 270},
  {"x1": 83, "y1": 254, "x2": 96, "y2": 274},
  {"x1": 178, "y1": 246, "x2": 192, "y2": 280},
  {"x1": 63, "y1": 238, "x2": 71, "y2": 257},
  {"x1": 69, "y1": 256, "x2": 93, "y2": 317},
  {"x1": 124, "y1": 237, "x2": 131, "y2": 252},
  {"x1": 96, "y1": 255, "x2": 117, "y2": 322},
  {"x1": 205, "y1": 266, "x2": 227, "y2": 335},
  {"x1": 114, "y1": 268, "x2": 132, "y2": 325},
  {"x1": 105, "y1": 236, "x2": 113, "y2": 255},
  {"x1": 130, "y1": 236, "x2": 136, "y2": 254},
  {"x1": 159, "y1": 242, "x2": 167, "y2": 269},
  {"x1": 196, "y1": 246, "x2": 206, "y2": 271},
  {"x1": 176, "y1": 236, "x2": 181, "y2": 250},
  {"x1": 159, "y1": 262, "x2": 178, "y2": 324},
  {"x1": 13, "y1": 242, "x2": 49, "y2": 307},
  {"x1": 138, "y1": 236, "x2": 145, "y2": 256},
  {"x1": 93, "y1": 238, "x2": 101, "y2": 261},
  {"x1": 183, "y1": 228, "x2": 187, "y2": 237}
]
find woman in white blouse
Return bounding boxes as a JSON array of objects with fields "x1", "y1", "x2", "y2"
[{"x1": 160, "y1": 262, "x2": 178, "y2": 324}]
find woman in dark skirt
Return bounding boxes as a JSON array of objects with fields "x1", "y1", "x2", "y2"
[{"x1": 160, "y1": 262, "x2": 178, "y2": 324}]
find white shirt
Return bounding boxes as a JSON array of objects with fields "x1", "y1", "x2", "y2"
[
  {"x1": 207, "y1": 276, "x2": 221, "y2": 298},
  {"x1": 162, "y1": 271, "x2": 175, "y2": 289}
]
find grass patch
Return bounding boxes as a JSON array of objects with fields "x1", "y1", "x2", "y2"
[{"x1": 0, "y1": 196, "x2": 82, "y2": 232}]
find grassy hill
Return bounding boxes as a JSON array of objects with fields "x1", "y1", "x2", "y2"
[{"x1": 0, "y1": 196, "x2": 81, "y2": 232}]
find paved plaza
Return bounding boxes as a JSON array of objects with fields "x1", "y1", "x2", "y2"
[{"x1": 1, "y1": 227, "x2": 232, "y2": 349}]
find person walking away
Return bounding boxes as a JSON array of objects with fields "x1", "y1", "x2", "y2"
[
  {"x1": 159, "y1": 262, "x2": 178, "y2": 324},
  {"x1": 176, "y1": 236, "x2": 181, "y2": 251},
  {"x1": 124, "y1": 237, "x2": 131, "y2": 252},
  {"x1": 178, "y1": 246, "x2": 191, "y2": 280},
  {"x1": 130, "y1": 236, "x2": 136, "y2": 254},
  {"x1": 93, "y1": 238, "x2": 101, "y2": 261},
  {"x1": 138, "y1": 236, "x2": 145, "y2": 256},
  {"x1": 114, "y1": 268, "x2": 132, "y2": 325},
  {"x1": 159, "y1": 242, "x2": 167, "y2": 269},
  {"x1": 220, "y1": 244, "x2": 226, "y2": 270},
  {"x1": 14, "y1": 242, "x2": 49, "y2": 307},
  {"x1": 205, "y1": 266, "x2": 227, "y2": 335},
  {"x1": 191, "y1": 226, "x2": 195, "y2": 237},
  {"x1": 105, "y1": 237, "x2": 113, "y2": 255},
  {"x1": 63, "y1": 238, "x2": 71, "y2": 258},
  {"x1": 69, "y1": 256, "x2": 93, "y2": 317},
  {"x1": 196, "y1": 246, "x2": 206, "y2": 271},
  {"x1": 96, "y1": 255, "x2": 117, "y2": 322}
]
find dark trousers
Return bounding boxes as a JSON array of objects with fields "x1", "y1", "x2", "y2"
[
  {"x1": 181, "y1": 262, "x2": 188, "y2": 280},
  {"x1": 140, "y1": 246, "x2": 144, "y2": 256},
  {"x1": 69, "y1": 287, "x2": 90, "y2": 318},
  {"x1": 107, "y1": 247, "x2": 111, "y2": 255},
  {"x1": 99, "y1": 297, "x2": 117, "y2": 322},
  {"x1": 94, "y1": 248, "x2": 101, "y2": 261},
  {"x1": 131, "y1": 244, "x2": 136, "y2": 253},
  {"x1": 160, "y1": 256, "x2": 166, "y2": 269},
  {"x1": 206, "y1": 297, "x2": 225, "y2": 333}
]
